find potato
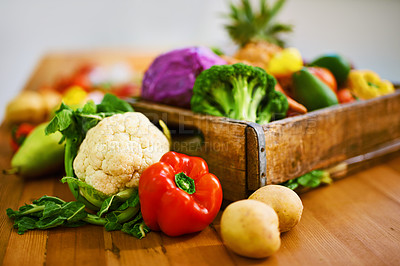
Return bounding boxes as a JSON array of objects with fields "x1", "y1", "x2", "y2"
[
  {"x1": 5, "y1": 91, "x2": 47, "y2": 125},
  {"x1": 220, "y1": 199, "x2": 281, "y2": 259},
  {"x1": 249, "y1": 185, "x2": 303, "y2": 232}
]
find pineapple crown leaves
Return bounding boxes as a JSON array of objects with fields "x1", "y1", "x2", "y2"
[{"x1": 225, "y1": 0, "x2": 293, "y2": 47}]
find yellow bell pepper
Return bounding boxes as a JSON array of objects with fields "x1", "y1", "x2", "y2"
[
  {"x1": 347, "y1": 70, "x2": 394, "y2": 100},
  {"x1": 266, "y1": 47, "x2": 303, "y2": 77},
  {"x1": 62, "y1": 86, "x2": 88, "y2": 109}
]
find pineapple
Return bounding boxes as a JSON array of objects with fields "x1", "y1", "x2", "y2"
[{"x1": 224, "y1": 0, "x2": 293, "y2": 68}]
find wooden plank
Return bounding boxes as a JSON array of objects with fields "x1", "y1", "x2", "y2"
[
  {"x1": 2, "y1": 178, "x2": 55, "y2": 266},
  {"x1": 158, "y1": 226, "x2": 234, "y2": 266},
  {"x1": 263, "y1": 89, "x2": 400, "y2": 184},
  {"x1": 0, "y1": 125, "x2": 25, "y2": 264},
  {"x1": 294, "y1": 167, "x2": 400, "y2": 265},
  {"x1": 45, "y1": 176, "x2": 108, "y2": 266},
  {"x1": 386, "y1": 154, "x2": 400, "y2": 174},
  {"x1": 109, "y1": 230, "x2": 170, "y2": 265},
  {"x1": 246, "y1": 126, "x2": 260, "y2": 191}
]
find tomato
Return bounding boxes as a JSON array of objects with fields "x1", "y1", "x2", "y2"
[
  {"x1": 112, "y1": 84, "x2": 141, "y2": 98},
  {"x1": 337, "y1": 89, "x2": 356, "y2": 103},
  {"x1": 307, "y1": 67, "x2": 337, "y2": 92}
]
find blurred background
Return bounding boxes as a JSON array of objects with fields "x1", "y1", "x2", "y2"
[{"x1": 1, "y1": 0, "x2": 399, "y2": 121}]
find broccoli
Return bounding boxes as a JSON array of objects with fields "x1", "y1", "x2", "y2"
[{"x1": 191, "y1": 63, "x2": 288, "y2": 125}]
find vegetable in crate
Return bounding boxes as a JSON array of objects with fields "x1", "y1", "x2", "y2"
[
  {"x1": 337, "y1": 89, "x2": 356, "y2": 104},
  {"x1": 7, "y1": 94, "x2": 169, "y2": 239},
  {"x1": 292, "y1": 67, "x2": 338, "y2": 111},
  {"x1": 4, "y1": 122, "x2": 64, "y2": 178},
  {"x1": 139, "y1": 151, "x2": 223, "y2": 237},
  {"x1": 141, "y1": 46, "x2": 226, "y2": 108},
  {"x1": 266, "y1": 47, "x2": 303, "y2": 78},
  {"x1": 309, "y1": 53, "x2": 351, "y2": 86},
  {"x1": 347, "y1": 69, "x2": 395, "y2": 100},
  {"x1": 191, "y1": 63, "x2": 288, "y2": 125},
  {"x1": 307, "y1": 67, "x2": 337, "y2": 92}
]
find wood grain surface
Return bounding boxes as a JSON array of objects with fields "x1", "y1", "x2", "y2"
[{"x1": 1, "y1": 122, "x2": 400, "y2": 265}]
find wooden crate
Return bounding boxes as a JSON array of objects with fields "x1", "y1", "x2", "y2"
[
  {"x1": 131, "y1": 90, "x2": 400, "y2": 201},
  {"x1": 23, "y1": 52, "x2": 400, "y2": 201}
]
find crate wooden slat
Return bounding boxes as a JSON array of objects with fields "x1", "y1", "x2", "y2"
[{"x1": 260, "y1": 90, "x2": 400, "y2": 187}]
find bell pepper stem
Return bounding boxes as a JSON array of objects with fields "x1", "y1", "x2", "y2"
[{"x1": 175, "y1": 172, "x2": 196, "y2": 194}]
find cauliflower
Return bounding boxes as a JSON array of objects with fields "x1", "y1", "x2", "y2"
[{"x1": 73, "y1": 112, "x2": 170, "y2": 195}]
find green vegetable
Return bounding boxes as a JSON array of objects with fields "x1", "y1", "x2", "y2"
[
  {"x1": 3, "y1": 122, "x2": 64, "y2": 178},
  {"x1": 282, "y1": 170, "x2": 332, "y2": 191},
  {"x1": 310, "y1": 53, "x2": 351, "y2": 86},
  {"x1": 292, "y1": 67, "x2": 338, "y2": 111},
  {"x1": 6, "y1": 190, "x2": 149, "y2": 239},
  {"x1": 191, "y1": 63, "x2": 288, "y2": 125},
  {"x1": 7, "y1": 94, "x2": 150, "y2": 239}
]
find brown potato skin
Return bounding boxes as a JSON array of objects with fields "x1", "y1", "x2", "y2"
[
  {"x1": 249, "y1": 185, "x2": 303, "y2": 232},
  {"x1": 220, "y1": 199, "x2": 281, "y2": 259}
]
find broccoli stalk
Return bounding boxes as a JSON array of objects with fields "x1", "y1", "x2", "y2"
[{"x1": 191, "y1": 63, "x2": 288, "y2": 124}]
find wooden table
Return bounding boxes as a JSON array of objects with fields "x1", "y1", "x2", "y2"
[{"x1": 1, "y1": 123, "x2": 400, "y2": 266}]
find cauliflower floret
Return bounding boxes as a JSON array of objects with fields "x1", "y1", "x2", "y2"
[{"x1": 73, "y1": 112, "x2": 170, "y2": 195}]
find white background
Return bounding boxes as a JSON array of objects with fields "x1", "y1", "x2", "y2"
[{"x1": 1, "y1": 0, "x2": 399, "y2": 120}]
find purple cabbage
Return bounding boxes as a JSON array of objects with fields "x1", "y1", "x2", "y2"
[{"x1": 141, "y1": 47, "x2": 227, "y2": 108}]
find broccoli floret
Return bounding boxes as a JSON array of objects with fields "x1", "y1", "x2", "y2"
[
  {"x1": 191, "y1": 63, "x2": 288, "y2": 124},
  {"x1": 256, "y1": 90, "x2": 289, "y2": 125}
]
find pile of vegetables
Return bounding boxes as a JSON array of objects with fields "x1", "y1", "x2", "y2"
[
  {"x1": 6, "y1": 94, "x2": 223, "y2": 238},
  {"x1": 140, "y1": 0, "x2": 395, "y2": 124},
  {"x1": 6, "y1": 95, "x2": 147, "y2": 237}
]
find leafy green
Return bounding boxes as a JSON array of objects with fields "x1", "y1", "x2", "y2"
[
  {"x1": 6, "y1": 189, "x2": 149, "y2": 239},
  {"x1": 282, "y1": 170, "x2": 333, "y2": 191},
  {"x1": 122, "y1": 213, "x2": 150, "y2": 239},
  {"x1": 61, "y1": 177, "x2": 108, "y2": 209},
  {"x1": 96, "y1": 93, "x2": 134, "y2": 113},
  {"x1": 6, "y1": 195, "x2": 87, "y2": 234}
]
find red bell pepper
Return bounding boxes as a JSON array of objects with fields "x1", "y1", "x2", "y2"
[
  {"x1": 139, "y1": 151, "x2": 223, "y2": 237},
  {"x1": 307, "y1": 67, "x2": 337, "y2": 92}
]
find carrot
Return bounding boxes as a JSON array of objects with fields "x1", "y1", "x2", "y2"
[{"x1": 275, "y1": 83, "x2": 307, "y2": 114}]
